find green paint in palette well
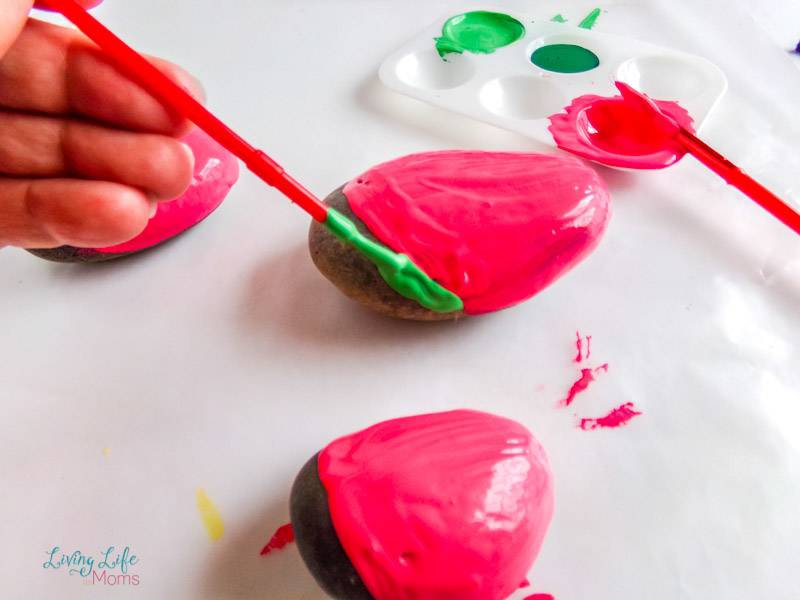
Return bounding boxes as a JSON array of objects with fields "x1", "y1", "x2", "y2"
[
  {"x1": 531, "y1": 44, "x2": 600, "y2": 73},
  {"x1": 323, "y1": 208, "x2": 464, "y2": 313},
  {"x1": 435, "y1": 11, "x2": 525, "y2": 57}
]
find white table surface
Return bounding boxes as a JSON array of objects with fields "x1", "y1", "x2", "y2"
[{"x1": 2, "y1": 1, "x2": 799, "y2": 599}]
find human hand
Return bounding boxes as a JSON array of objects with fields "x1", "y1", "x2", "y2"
[{"x1": 0, "y1": 1, "x2": 204, "y2": 249}]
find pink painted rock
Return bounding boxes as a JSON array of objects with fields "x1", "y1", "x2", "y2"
[
  {"x1": 309, "y1": 150, "x2": 611, "y2": 318},
  {"x1": 290, "y1": 410, "x2": 554, "y2": 600},
  {"x1": 26, "y1": 128, "x2": 239, "y2": 263}
]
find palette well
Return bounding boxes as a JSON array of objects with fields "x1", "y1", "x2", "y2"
[{"x1": 378, "y1": 7, "x2": 728, "y2": 148}]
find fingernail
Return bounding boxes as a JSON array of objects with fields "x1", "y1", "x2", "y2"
[
  {"x1": 180, "y1": 141, "x2": 195, "y2": 162},
  {"x1": 190, "y1": 75, "x2": 207, "y2": 105},
  {"x1": 179, "y1": 141, "x2": 196, "y2": 177},
  {"x1": 175, "y1": 70, "x2": 207, "y2": 105}
]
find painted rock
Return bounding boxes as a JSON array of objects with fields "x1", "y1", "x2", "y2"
[
  {"x1": 26, "y1": 128, "x2": 239, "y2": 262},
  {"x1": 290, "y1": 410, "x2": 554, "y2": 600},
  {"x1": 309, "y1": 150, "x2": 611, "y2": 320}
]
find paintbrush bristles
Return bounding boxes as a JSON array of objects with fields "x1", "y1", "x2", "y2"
[
  {"x1": 615, "y1": 81, "x2": 680, "y2": 137},
  {"x1": 613, "y1": 82, "x2": 800, "y2": 236}
]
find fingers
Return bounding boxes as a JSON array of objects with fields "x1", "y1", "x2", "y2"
[
  {"x1": 0, "y1": 177, "x2": 153, "y2": 249},
  {"x1": 0, "y1": 18, "x2": 204, "y2": 135},
  {"x1": 33, "y1": 1, "x2": 103, "y2": 9},
  {"x1": 0, "y1": 8, "x2": 206, "y2": 250},
  {"x1": 0, "y1": 110, "x2": 195, "y2": 202}
]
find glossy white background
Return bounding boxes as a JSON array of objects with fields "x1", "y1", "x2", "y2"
[{"x1": 1, "y1": 1, "x2": 799, "y2": 599}]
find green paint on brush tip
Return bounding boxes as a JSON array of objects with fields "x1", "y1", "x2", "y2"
[
  {"x1": 323, "y1": 208, "x2": 463, "y2": 313},
  {"x1": 578, "y1": 8, "x2": 602, "y2": 29},
  {"x1": 435, "y1": 11, "x2": 525, "y2": 57}
]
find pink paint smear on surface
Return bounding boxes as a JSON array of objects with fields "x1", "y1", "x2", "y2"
[
  {"x1": 260, "y1": 523, "x2": 294, "y2": 556},
  {"x1": 579, "y1": 403, "x2": 642, "y2": 430},
  {"x1": 558, "y1": 333, "x2": 643, "y2": 429},
  {"x1": 560, "y1": 364, "x2": 608, "y2": 407},
  {"x1": 522, "y1": 594, "x2": 556, "y2": 600},
  {"x1": 574, "y1": 331, "x2": 592, "y2": 363}
]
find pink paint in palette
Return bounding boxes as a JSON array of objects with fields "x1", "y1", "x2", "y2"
[
  {"x1": 379, "y1": 8, "x2": 727, "y2": 162},
  {"x1": 548, "y1": 91, "x2": 696, "y2": 169},
  {"x1": 576, "y1": 83, "x2": 800, "y2": 234}
]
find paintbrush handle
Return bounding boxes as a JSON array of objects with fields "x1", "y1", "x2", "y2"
[
  {"x1": 614, "y1": 81, "x2": 800, "y2": 237},
  {"x1": 46, "y1": 0, "x2": 329, "y2": 222},
  {"x1": 676, "y1": 128, "x2": 800, "y2": 236}
]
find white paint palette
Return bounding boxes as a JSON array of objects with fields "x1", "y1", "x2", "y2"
[{"x1": 379, "y1": 7, "x2": 728, "y2": 147}]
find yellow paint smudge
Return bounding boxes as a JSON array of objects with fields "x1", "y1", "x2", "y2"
[
  {"x1": 196, "y1": 487, "x2": 225, "y2": 542},
  {"x1": 103, "y1": 447, "x2": 111, "y2": 455}
]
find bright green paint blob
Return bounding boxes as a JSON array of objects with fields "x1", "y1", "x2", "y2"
[
  {"x1": 551, "y1": 14, "x2": 568, "y2": 24},
  {"x1": 531, "y1": 44, "x2": 600, "y2": 73},
  {"x1": 435, "y1": 11, "x2": 525, "y2": 57},
  {"x1": 578, "y1": 8, "x2": 602, "y2": 29},
  {"x1": 323, "y1": 208, "x2": 463, "y2": 313}
]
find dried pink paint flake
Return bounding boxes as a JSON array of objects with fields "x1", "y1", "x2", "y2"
[
  {"x1": 561, "y1": 368, "x2": 596, "y2": 407},
  {"x1": 579, "y1": 403, "x2": 642, "y2": 430},
  {"x1": 559, "y1": 363, "x2": 609, "y2": 407},
  {"x1": 260, "y1": 523, "x2": 294, "y2": 556},
  {"x1": 573, "y1": 331, "x2": 592, "y2": 363},
  {"x1": 559, "y1": 333, "x2": 642, "y2": 430}
]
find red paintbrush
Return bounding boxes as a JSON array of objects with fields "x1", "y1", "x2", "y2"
[{"x1": 615, "y1": 81, "x2": 800, "y2": 236}]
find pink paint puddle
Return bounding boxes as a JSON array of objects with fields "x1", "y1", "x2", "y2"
[
  {"x1": 559, "y1": 364, "x2": 608, "y2": 407},
  {"x1": 523, "y1": 594, "x2": 556, "y2": 600},
  {"x1": 579, "y1": 402, "x2": 642, "y2": 430},
  {"x1": 260, "y1": 523, "x2": 294, "y2": 556}
]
